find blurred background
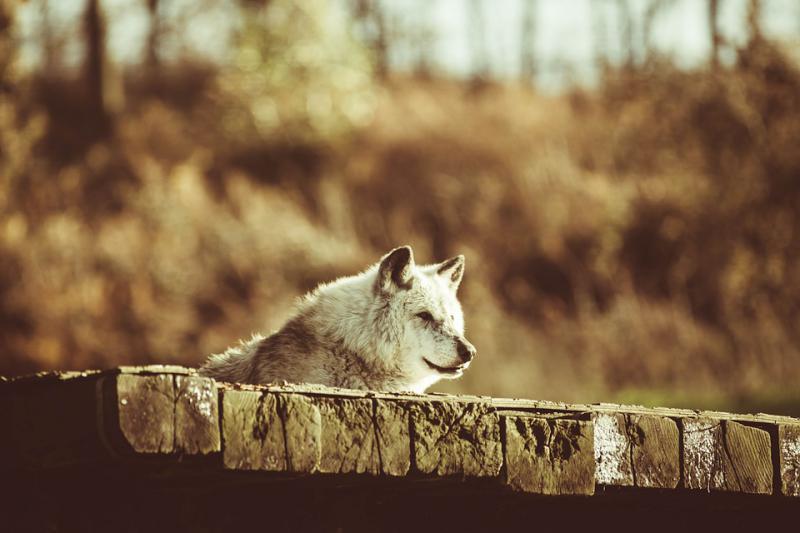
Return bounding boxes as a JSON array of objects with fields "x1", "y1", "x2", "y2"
[{"x1": 1, "y1": 0, "x2": 800, "y2": 414}]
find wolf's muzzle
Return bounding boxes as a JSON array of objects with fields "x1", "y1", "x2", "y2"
[{"x1": 456, "y1": 339, "x2": 476, "y2": 364}]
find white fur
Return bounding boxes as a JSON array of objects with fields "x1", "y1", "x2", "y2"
[{"x1": 200, "y1": 246, "x2": 476, "y2": 393}]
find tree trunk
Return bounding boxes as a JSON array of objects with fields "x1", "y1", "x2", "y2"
[
  {"x1": 373, "y1": 3, "x2": 388, "y2": 78},
  {"x1": 616, "y1": 0, "x2": 634, "y2": 69},
  {"x1": 145, "y1": 0, "x2": 160, "y2": 71},
  {"x1": 352, "y1": 0, "x2": 388, "y2": 78},
  {"x1": 84, "y1": 0, "x2": 108, "y2": 126},
  {"x1": 746, "y1": 0, "x2": 762, "y2": 43},
  {"x1": 643, "y1": 0, "x2": 673, "y2": 61},
  {"x1": 40, "y1": 0, "x2": 59, "y2": 73},
  {"x1": 519, "y1": 0, "x2": 537, "y2": 85},
  {"x1": 709, "y1": 0, "x2": 720, "y2": 68},
  {"x1": 0, "y1": 0, "x2": 20, "y2": 92}
]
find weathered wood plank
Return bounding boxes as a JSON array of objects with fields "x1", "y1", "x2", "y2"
[
  {"x1": 505, "y1": 416, "x2": 595, "y2": 495},
  {"x1": 280, "y1": 394, "x2": 321, "y2": 473},
  {"x1": 117, "y1": 365, "x2": 194, "y2": 376},
  {"x1": 374, "y1": 399, "x2": 411, "y2": 476},
  {"x1": 0, "y1": 369, "x2": 103, "y2": 388},
  {"x1": 778, "y1": 424, "x2": 800, "y2": 497},
  {"x1": 116, "y1": 374, "x2": 175, "y2": 454},
  {"x1": 316, "y1": 398, "x2": 378, "y2": 475},
  {"x1": 683, "y1": 418, "x2": 772, "y2": 494},
  {"x1": 594, "y1": 413, "x2": 680, "y2": 489},
  {"x1": 222, "y1": 390, "x2": 286, "y2": 471},
  {"x1": 594, "y1": 413, "x2": 633, "y2": 486},
  {"x1": 411, "y1": 401, "x2": 502, "y2": 477},
  {"x1": 174, "y1": 375, "x2": 220, "y2": 455},
  {"x1": 629, "y1": 414, "x2": 680, "y2": 488},
  {"x1": 683, "y1": 418, "x2": 728, "y2": 491},
  {"x1": 221, "y1": 391, "x2": 320, "y2": 473},
  {"x1": 2, "y1": 370, "x2": 220, "y2": 469},
  {"x1": 724, "y1": 420, "x2": 773, "y2": 494}
]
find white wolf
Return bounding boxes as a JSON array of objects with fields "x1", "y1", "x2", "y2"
[{"x1": 199, "y1": 246, "x2": 476, "y2": 393}]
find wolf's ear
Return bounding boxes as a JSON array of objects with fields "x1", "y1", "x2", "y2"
[
  {"x1": 436, "y1": 255, "x2": 465, "y2": 291},
  {"x1": 377, "y1": 246, "x2": 415, "y2": 294}
]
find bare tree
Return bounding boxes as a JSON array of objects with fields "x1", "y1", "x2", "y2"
[
  {"x1": 616, "y1": 0, "x2": 635, "y2": 68},
  {"x1": 145, "y1": 0, "x2": 161, "y2": 72},
  {"x1": 84, "y1": 0, "x2": 107, "y2": 121},
  {"x1": 84, "y1": 0, "x2": 123, "y2": 130},
  {"x1": 519, "y1": 0, "x2": 538, "y2": 85},
  {"x1": 352, "y1": 0, "x2": 389, "y2": 77},
  {"x1": 0, "y1": 0, "x2": 18, "y2": 91},
  {"x1": 746, "y1": 0, "x2": 762, "y2": 43},
  {"x1": 708, "y1": 0, "x2": 720, "y2": 68},
  {"x1": 40, "y1": 0, "x2": 59, "y2": 73}
]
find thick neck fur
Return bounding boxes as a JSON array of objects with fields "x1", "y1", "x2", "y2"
[{"x1": 298, "y1": 265, "x2": 406, "y2": 377}]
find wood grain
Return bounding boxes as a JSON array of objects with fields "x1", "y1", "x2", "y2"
[{"x1": 505, "y1": 416, "x2": 595, "y2": 494}]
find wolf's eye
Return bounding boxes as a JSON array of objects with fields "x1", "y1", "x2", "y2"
[{"x1": 416, "y1": 311, "x2": 435, "y2": 323}]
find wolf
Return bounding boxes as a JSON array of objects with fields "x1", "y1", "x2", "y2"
[{"x1": 199, "y1": 246, "x2": 476, "y2": 393}]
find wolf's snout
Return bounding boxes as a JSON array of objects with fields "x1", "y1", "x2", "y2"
[{"x1": 456, "y1": 339, "x2": 476, "y2": 363}]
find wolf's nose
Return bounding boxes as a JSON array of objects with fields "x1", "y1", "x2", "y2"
[{"x1": 457, "y1": 340, "x2": 476, "y2": 363}]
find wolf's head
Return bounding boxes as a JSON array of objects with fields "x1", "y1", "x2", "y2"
[{"x1": 373, "y1": 245, "x2": 476, "y2": 392}]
